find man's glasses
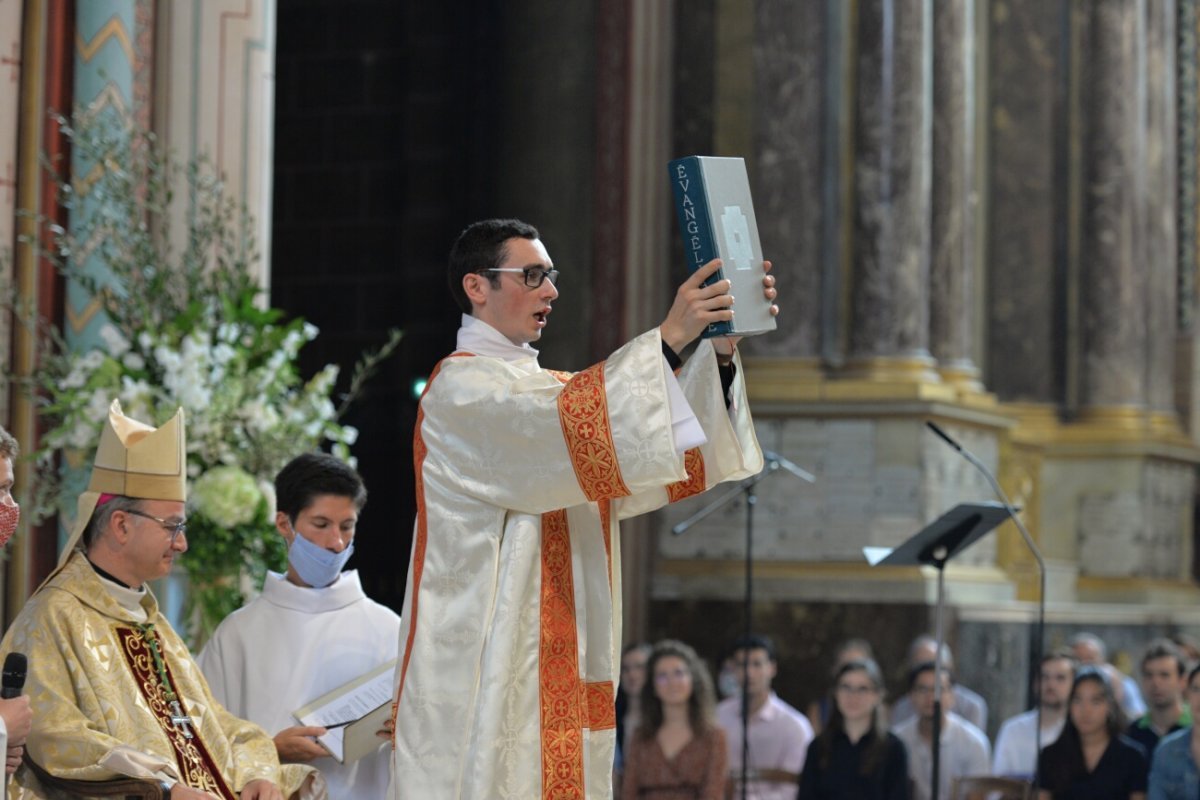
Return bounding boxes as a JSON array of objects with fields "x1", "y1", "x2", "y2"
[
  {"x1": 125, "y1": 509, "x2": 188, "y2": 542},
  {"x1": 484, "y1": 266, "x2": 559, "y2": 288}
]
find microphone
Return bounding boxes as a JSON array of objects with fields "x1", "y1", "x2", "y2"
[
  {"x1": 925, "y1": 421, "x2": 963, "y2": 453},
  {"x1": 1, "y1": 653, "x2": 26, "y2": 699}
]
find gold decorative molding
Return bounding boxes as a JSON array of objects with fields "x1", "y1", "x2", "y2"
[
  {"x1": 838, "y1": 354, "x2": 941, "y2": 383},
  {"x1": 938, "y1": 363, "x2": 986, "y2": 394},
  {"x1": 1003, "y1": 402, "x2": 1200, "y2": 461},
  {"x1": 1076, "y1": 575, "x2": 1200, "y2": 605},
  {"x1": 743, "y1": 356, "x2": 1005, "y2": 408},
  {"x1": 76, "y1": 15, "x2": 134, "y2": 63}
]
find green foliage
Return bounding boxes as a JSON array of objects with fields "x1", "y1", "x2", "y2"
[{"x1": 22, "y1": 111, "x2": 401, "y2": 646}]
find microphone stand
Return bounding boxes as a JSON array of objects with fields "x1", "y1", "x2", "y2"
[
  {"x1": 926, "y1": 421, "x2": 1046, "y2": 790},
  {"x1": 672, "y1": 450, "x2": 814, "y2": 800}
]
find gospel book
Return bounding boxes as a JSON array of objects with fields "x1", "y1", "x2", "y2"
[{"x1": 668, "y1": 155, "x2": 777, "y2": 338}]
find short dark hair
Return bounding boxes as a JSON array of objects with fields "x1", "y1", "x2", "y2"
[
  {"x1": 1141, "y1": 638, "x2": 1187, "y2": 677},
  {"x1": 908, "y1": 660, "x2": 953, "y2": 691},
  {"x1": 274, "y1": 452, "x2": 367, "y2": 520},
  {"x1": 0, "y1": 426, "x2": 18, "y2": 460},
  {"x1": 1042, "y1": 648, "x2": 1077, "y2": 668},
  {"x1": 447, "y1": 218, "x2": 540, "y2": 313},
  {"x1": 726, "y1": 634, "x2": 777, "y2": 664},
  {"x1": 83, "y1": 495, "x2": 143, "y2": 550}
]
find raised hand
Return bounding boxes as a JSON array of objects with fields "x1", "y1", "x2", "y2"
[{"x1": 659, "y1": 259, "x2": 736, "y2": 353}]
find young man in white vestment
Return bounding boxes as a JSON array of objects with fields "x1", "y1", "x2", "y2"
[
  {"x1": 199, "y1": 453, "x2": 401, "y2": 799},
  {"x1": 387, "y1": 218, "x2": 780, "y2": 799},
  {"x1": 0, "y1": 400, "x2": 323, "y2": 800}
]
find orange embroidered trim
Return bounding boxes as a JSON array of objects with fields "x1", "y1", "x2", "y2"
[
  {"x1": 540, "y1": 509, "x2": 585, "y2": 799},
  {"x1": 547, "y1": 369, "x2": 572, "y2": 384},
  {"x1": 666, "y1": 447, "x2": 707, "y2": 503},
  {"x1": 583, "y1": 681, "x2": 616, "y2": 731},
  {"x1": 556, "y1": 362, "x2": 631, "y2": 502},
  {"x1": 392, "y1": 355, "x2": 472, "y2": 740},
  {"x1": 115, "y1": 628, "x2": 236, "y2": 799}
]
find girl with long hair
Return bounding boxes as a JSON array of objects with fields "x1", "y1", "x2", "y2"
[
  {"x1": 1037, "y1": 666, "x2": 1148, "y2": 799},
  {"x1": 621, "y1": 640, "x2": 727, "y2": 799},
  {"x1": 797, "y1": 658, "x2": 909, "y2": 799}
]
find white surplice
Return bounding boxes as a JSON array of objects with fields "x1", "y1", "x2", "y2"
[
  {"x1": 198, "y1": 570, "x2": 400, "y2": 800},
  {"x1": 388, "y1": 319, "x2": 763, "y2": 799}
]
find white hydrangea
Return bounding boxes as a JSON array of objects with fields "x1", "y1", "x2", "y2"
[{"x1": 190, "y1": 466, "x2": 262, "y2": 528}]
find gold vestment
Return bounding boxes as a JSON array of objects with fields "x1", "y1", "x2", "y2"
[{"x1": 1, "y1": 551, "x2": 324, "y2": 799}]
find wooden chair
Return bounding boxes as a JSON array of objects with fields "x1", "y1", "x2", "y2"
[
  {"x1": 950, "y1": 775, "x2": 1034, "y2": 800},
  {"x1": 23, "y1": 758, "x2": 165, "y2": 800}
]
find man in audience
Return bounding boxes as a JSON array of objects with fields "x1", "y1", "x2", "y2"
[
  {"x1": 0, "y1": 400, "x2": 323, "y2": 799},
  {"x1": 891, "y1": 661, "x2": 990, "y2": 800},
  {"x1": 1125, "y1": 638, "x2": 1190, "y2": 756},
  {"x1": 890, "y1": 635, "x2": 988, "y2": 732},
  {"x1": 1070, "y1": 631, "x2": 1146, "y2": 719},
  {"x1": 200, "y1": 452, "x2": 401, "y2": 798},
  {"x1": 1146, "y1": 662, "x2": 1200, "y2": 796},
  {"x1": 992, "y1": 650, "x2": 1076, "y2": 778},
  {"x1": 716, "y1": 634, "x2": 813, "y2": 799}
]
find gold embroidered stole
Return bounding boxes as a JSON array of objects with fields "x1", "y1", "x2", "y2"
[{"x1": 115, "y1": 626, "x2": 237, "y2": 799}]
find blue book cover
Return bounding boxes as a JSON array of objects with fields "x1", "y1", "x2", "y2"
[{"x1": 668, "y1": 156, "x2": 776, "y2": 338}]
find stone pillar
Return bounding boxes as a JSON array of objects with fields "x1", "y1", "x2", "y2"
[
  {"x1": 846, "y1": 0, "x2": 936, "y2": 381},
  {"x1": 1144, "y1": 0, "x2": 1178, "y2": 424},
  {"x1": 0, "y1": 0, "x2": 24, "y2": 424},
  {"x1": 616, "y1": 0, "x2": 675, "y2": 644},
  {"x1": 1079, "y1": 0, "x2": 1148, "y2": 413},
  {"x1": 69, "y1": 0, "x2": 149, "y2": 351},
  {"x1": 929, "y1": 0, "x2": 981, "y2": 390},
  {"x1": 986, "y1": 1, "x2": 1065, "y2": 404},
  {"x1": 750, "y1": 0, "x2": 826, "y2": 360}
]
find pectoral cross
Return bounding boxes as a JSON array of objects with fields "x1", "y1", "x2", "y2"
[{"x1": 169, "y1": 699, "x2": 194, "y2": 739}]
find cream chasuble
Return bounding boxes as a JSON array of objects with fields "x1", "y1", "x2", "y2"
[
  {"x1": 388, "y1": 322, "x2": 763, "y2": 799},
  {"x1": 0, "y1": 552, "x2": 324, "y2": 799}
]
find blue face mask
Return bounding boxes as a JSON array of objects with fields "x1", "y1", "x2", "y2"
[{"x1": 287, "y1": 522, "x2": 354, "y2": 588}]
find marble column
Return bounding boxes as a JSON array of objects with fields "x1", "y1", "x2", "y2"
[
  {"x1": 1143, "y1": 0, "x2": 1178, "y2": 421},
  {"x1": 929, "y1": 0, "x2": 981, "y2": 390},
  {"x1": 69, "y1": 0, "x2": 149, "y2": 351},
  {"x1": 846, "y1": 0, "x2": 936, "y2": 380},
  {"x1": 1079, "y1": 0, "x2": 1148, "y2": 412},
  {"x1": 749, "y1": 0, "x2": 827, "y2": 359},
  {"x1": 0, "y1": 0, "x2": 24, "y2": 425},
  {"x1": 986, "y1": 0, "x2": 1065, "y2": 404}
]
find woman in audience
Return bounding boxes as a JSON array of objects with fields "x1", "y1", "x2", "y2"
[
  {"x1": 1038, "y1": 666, "x2": 1148, "y2": 799},
  {"x1": 615, "y1": 642, "x2": 653, "y2": 791},
  {"x1": 806, "y1": 638, "x2": 876, "y2": 735},
  {"x1": 621, "y1": 639, "x2": 727, "y2": 800},
  {"x1": 797, "y1": 658, "x2": 908, "y2": 799}
]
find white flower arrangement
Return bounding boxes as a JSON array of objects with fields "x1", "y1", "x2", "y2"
[{"x1": 22, "y1": 112, "x2": 399, "y2": 644}]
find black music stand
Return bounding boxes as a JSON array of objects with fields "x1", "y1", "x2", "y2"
[{"x1": 864, "y1": 502, "x2": 1012, "y2": 800}]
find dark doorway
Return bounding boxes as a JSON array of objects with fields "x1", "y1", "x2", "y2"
[{"x1": 271, "y1": 2, "x2": 502, "y2": 611}]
